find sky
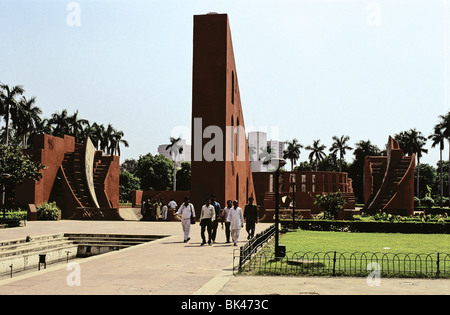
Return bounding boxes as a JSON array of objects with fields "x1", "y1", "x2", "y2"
[{"x1": 1, "y1": 0, "x2": 449, "y2": 167}]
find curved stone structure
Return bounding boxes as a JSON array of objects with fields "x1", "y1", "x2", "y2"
[{"x1": 363, "y1": 136, "x2": 415, "y2": 215}]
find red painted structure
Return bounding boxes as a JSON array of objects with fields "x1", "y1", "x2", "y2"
[
  {"x1": 363, "y1": 136, "x2": 415, "y2": 216},
  {"x1": 14, "y1": 134, "x2": 120, "y2": 220},
  {"x1": 190, "y1": 13, "x2": 256, "y2": 215},
  {"x1": 253, "y1": 171, "x2": 356, "y2": 221}
]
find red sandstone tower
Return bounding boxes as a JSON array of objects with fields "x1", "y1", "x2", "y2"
[{"x1": 190, "y1": 13, "x2": 256, "y2": 213}]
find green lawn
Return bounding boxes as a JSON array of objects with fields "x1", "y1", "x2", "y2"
[
  {"x1": 240, "y1": 230, "x2": 450, "y2": 278},
  {"x1": 280, "y1": 230, "x2": 450, "y2": 254}
]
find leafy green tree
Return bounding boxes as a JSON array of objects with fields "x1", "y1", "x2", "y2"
[
  {"x1": 135, "y1": 153, "x2": 173, "y2": 191},
  {"x1": 119, "y1": 171, "x2": 141, "y2": 203},
  {"x1": 414, "y1": 163, "x2": 436, "y2": 199},
  {"x1": 348, "y1": 140, "x2": 382, "y2": 203},
  {"x1": 0, "y1": 144, "x2": 44, "y2": 214},
  {"x1": 175, "y1": 162, "x2": 191, "y2": 191}
]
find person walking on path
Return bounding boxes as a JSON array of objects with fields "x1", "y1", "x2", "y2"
[
  {"x1": 210, "y1": 194, "x2": 222, "y2": 243},
  {"x1": 176, "y1": 196, "x2": 195, "y2": 243},
  {"x1": 161, "y1": 200, "x2": 168, "y2": 220},
  {"x1": 244, "y1": 197, "x2": 258, "y2": 239},
  {"x1": 228, "y1": 200, "x2": 244, "y2": 246},
  {"x1": 221, "y1": 200, "x2": 232, "y2": 243},
  {"x1": 199, "y1": 198, "x2": 216, "y2": 246}
]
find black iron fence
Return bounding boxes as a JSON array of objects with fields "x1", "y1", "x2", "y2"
[
  {"x1": 234, "y1": 248, "x2": 450, "y2": 278},
  {"x1": 235, "y1": 224, "x2": 276, "y2": 273}
]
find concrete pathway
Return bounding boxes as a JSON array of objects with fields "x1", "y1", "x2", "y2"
[{"x1": 0, "y1": 220, "x2": 448, "y2": 295}]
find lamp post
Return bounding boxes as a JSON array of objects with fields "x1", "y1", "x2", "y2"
[
  {"x1": 271, "y1": 158, "x2": 286, "y2": 258},
  {"x1": 290, "y1": 173, "x2": 296, "y2": 226},
  {"x1": 1, "y1": 173, "x2": 12, "y2": 219}
]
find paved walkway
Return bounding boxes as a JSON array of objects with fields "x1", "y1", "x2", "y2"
[{"x1": 0, "y1": 220, "x2": 448, "y2": 295}]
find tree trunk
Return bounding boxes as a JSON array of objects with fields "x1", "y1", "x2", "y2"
[
  {"x1": 416, "y1": 158, "x2": 420, "y2": 197},
  {"x1": 439, "y1": 149, "x2": 443, "y2": 207}
]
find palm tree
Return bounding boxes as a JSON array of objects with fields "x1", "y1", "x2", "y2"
[
  {"x1": 69, "y1": 110, "x2": 89, "y2": 143},
  {"x1": 306, "y1": 139, "x2": 327, "y2": 171},
  {"x1": 428, "y1": 125, "x2": 446, "y2": 207},
  {"x1": 166, "y1": 137, "x2": 184, "y2": 191},
  {"x1": 48, "y1": 109, "x2": 71, "y2": 138},
  {"x1": 438, "y1": 111, "x2": 450, "y2": 205},
  {"x1": 283, "y1": 138, "x2": 303, "y2": 171},
  {"x1": 260, "y1": 144, "x2": 275, "y2": 164},
  {"x1": 14, "y1": 96, "x2": 42, "y2": 148},
  {"x1": 329, "y1": 135, "x2": 353, "y2": 172},
  {"x1": 110, "y1": 128, "x2": 129, "y2": 156},
  {"x1": 396, "y1": 129, "x2": 428, "y2": 197},
  {"x1": 0, "y1": 83, "x2": 25, "y2": 145}
]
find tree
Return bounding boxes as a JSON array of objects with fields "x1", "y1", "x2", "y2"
[
  {"x1": 314, "y1": 191, "x2": 346, "y2": 219},
  {"x1": 395, "y1": 129, "x2": 428, "y2": 197},
  {"x1": 120, "y1": 158, "x2": 138, "y2": 174},
  {"x1": 119, "y1": 171, "x2": 141, "y2": 203},
  {"x1": 260, "y1": 144, "x2": 275, "y2": 164},
  {"x1": 166, "y1": 137, "x2": 183, "y2": 191},
  {"x1": 283, "y1": 138, "x2": 303, "y2": 171},
  {"x1": 48, "y1": 109, "x2": 71, "y2": 138},
  {"x1": 349, "y1": 140, "x2": 382, "y2": 203},
  {"x1": 438, "y1": 111, "x2": 450, "y2": 206},
  {"x1": 176, "y1": 162, "x2": 191, "y2": 191},
  {"x1": 329, "y1": 135, "x2": 353, "y2": 172},
  {"x1": 306, "y1": 139, "x2": 326, "y2": 171},
  {"x1": 0, "y1": 144, "x2": 45, "y2": 213},
  {"x1": 135, "y1": 153, "x2": 173, "y2": 191},
  {"x1": 429, "y1": 126, "x2": 446, "y2": 207},
  {"x1": 68, "y1": 110, "x2": 89, "y2": 143},
  {"x1": 14, "y1": 96, "x2": 42, "y2": 148},
  {"x1": 0, "y1": 83, "x2": 25, "y2": 145}
]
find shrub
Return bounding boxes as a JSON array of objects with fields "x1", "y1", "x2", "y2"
[
  {"x1": 414, "y1": 197, "x2": 421, "y2": 208},
  {"x1": 314, "y1": 192, "x2": 346, "y2": 220},
  {"x1": 36, "y1": 202, "x2": 60, "y2": 220},
  {"x1": 421, "y1": 197, "x2": 434, "y2": 208}
]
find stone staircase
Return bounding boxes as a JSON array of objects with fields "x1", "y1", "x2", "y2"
[
  {"x1": 366, "y1": 156, "x2": 413, "y2": 211},
  {"x1": 61, "y1": 144, "x2": 96, "y2": 208},
  {"x1": 60, "y1": 144, "x2": 118, "y2": 219},
  {"x1": 0, "y1": 233, "x2": 162, "y2": 278},
  {"x1": 0, "y1": 234, "x2": 78, "y2": 277}
]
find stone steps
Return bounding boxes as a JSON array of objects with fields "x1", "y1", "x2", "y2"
[{"x1": 0, "y1": 233, "x2": 162, "y2": 278}]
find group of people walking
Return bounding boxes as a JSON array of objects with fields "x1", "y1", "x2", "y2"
[{"x1": 175, "y1": 194, "x2": 258, "y2": 246}]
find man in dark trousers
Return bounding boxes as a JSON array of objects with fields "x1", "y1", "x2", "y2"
[
  {"x1": 210, "y1": 194, "x2": 222, "y2": 243},
  {"x1": 244, "y1": 197, "x2": 258, "y2": 239}
]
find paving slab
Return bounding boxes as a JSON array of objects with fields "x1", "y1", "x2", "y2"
[{"x1": 0, "y1": 220, "x2": 448, "y2": 296}]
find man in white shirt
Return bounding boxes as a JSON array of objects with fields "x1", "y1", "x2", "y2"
[
  {"x1": 221, "y1": 200, "x2": 232, "y2": 243},
  {"x1": 176, "y1": 196, "x2": 195, "y2": 243},
  {"x1": 168, "y1": 199, "x2": 177, "y2": 210},
  {"x1": 199, "y1": 199, "x2": 215, "y2": 246},
  {"x1": 227, "y1": 200, "x2": 244, "y2": 246}
]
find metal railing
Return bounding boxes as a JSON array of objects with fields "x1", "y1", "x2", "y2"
[
  {"x1": 234, "y1": 245, "x2": 450, "y2": 278},
  {"x1": 235, "y1": 224, "x2": 276, "y2": 273}
]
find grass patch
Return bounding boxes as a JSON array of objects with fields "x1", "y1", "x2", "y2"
[
  {"x1": 280, "y1": 229, "x2": 450, "y2": 253},
  {"x1": 239, "y1": 229, "x2": 450, "y2": 278}
]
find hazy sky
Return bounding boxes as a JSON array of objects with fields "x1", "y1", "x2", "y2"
[{"x1": 1, "y1": 0, "x2": 448, "y2": 166}]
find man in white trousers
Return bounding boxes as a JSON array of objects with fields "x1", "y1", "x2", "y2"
[
  {"x1": 227, "y1": 200, "x2": 244, "y2": 246},
  {"x1": 176, "y1": 196, "x2": 195, "y2": 243}
]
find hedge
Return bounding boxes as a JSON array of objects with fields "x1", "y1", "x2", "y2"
[{"x1": 282, "y1": 220, "x2": 450, "y2": 234}]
